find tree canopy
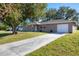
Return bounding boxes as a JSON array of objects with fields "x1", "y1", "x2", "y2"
[
  {"x1": 0, "y1": 3, "x2": 47, "y2": 34},
  {"x1": 46, "y1": 6, "x2": 78, "y2": 21}
]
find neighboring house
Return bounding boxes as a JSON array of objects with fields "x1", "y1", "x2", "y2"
[{"x1": 23, "y1": 20, "x2": 76, "y2": 33}]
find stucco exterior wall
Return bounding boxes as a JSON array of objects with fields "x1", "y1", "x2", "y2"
[
  {"x1": 23, "y1": 25, "x2": 34, "y2": 31},
  {"x1": 24, "y1": 22, "x2": 76, "y2": 33},
  {"x1": 36, "y1": 24, "x2": 57, "y2": 32},
  {"x1": 68, "y1": 22, "x2": 77, "y2": 33}
]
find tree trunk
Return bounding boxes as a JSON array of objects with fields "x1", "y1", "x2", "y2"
[{"x1": 12, "y1": 27, "x2": 17, "y2": 34}]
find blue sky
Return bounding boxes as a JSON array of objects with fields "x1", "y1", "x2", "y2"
[{"x1": 47, "y1": 3, "x2": 79, "y2": 12}]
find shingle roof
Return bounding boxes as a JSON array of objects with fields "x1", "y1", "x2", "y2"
[
  {"x1": 26, "y1": 19, "x2": 76, "y2": 26},
  {"x1": 33, "y1": 19, "x2": 76, "y2": 25}
]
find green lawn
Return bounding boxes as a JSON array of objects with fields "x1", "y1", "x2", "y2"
[
  {"x1": 0, "y1": 31, "x2": 46, "y2": 44},
  {"x1": 27, "y1": 31, "x2": 79, "y2": 56}
]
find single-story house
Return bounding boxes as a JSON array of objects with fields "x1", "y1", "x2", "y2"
[{"x1": 23, "y1": 20, "x2": 76, "y2": 33}]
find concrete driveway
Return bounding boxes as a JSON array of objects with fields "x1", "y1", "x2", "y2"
[{"x1": 0, "y1": 33, "x2": 65, "y2": 56}]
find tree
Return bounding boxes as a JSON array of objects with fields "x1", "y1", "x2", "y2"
[
  {"x1": 56, "y1": 6, "x2": 69, "y2": 19},
  {"x1": 66, "y1": 8, "x2": 76, "y2": 20},
  {"x1": 34, "y1": 4, "x2": 47, "y2": 21},
  {"x1": 0, "y1": 4, "x2": 22, "y2": 34},
  {"x1": 20, "y1": 3, "x2": 47, "y2": 22},
  {"x1": 46, "y1": 6, "x2": 77, "y2": 20},
  {"x1": 0, "y1": 3, "x2": 47, "y2": 34},
  {"x1": 57, "y1": 6, "x2": 77, "y2": 20},
  {"x1": 46, "y1": 8, "x2": 57, "y2": 20}
]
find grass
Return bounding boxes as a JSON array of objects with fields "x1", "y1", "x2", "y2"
[
  {"x1": 0, "y1": 31, "x2": 12, "y2": 37},
  {"x1": 0, "y1": 31, "x2": 46, "y2": 44},
  {"x1": 27, "y1": 31, "x2": 79, "y2": 56}
]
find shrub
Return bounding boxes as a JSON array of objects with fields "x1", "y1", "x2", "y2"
[
  {"x1": 0, "y1": 23, "x2": 8, "y2": 30},
  {"x1": 77, "y1": 26, "x2": 79, "y2": 30}
]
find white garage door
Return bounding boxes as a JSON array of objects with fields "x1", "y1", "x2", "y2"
[{"x1": 57, "y1": 24, "x2": 68, "y2": 33}]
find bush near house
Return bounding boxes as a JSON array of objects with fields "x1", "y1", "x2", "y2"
[
  {"x1": 0, "y1": 23, "x2": 8, "y2": 30},
  {"x1": 77, "y1": 25, "x2": 79, "y2": 30}
]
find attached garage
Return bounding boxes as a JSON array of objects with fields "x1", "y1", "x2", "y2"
[{"x1": 57, "y1": 24, "x2": 68, "y2": 33}]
